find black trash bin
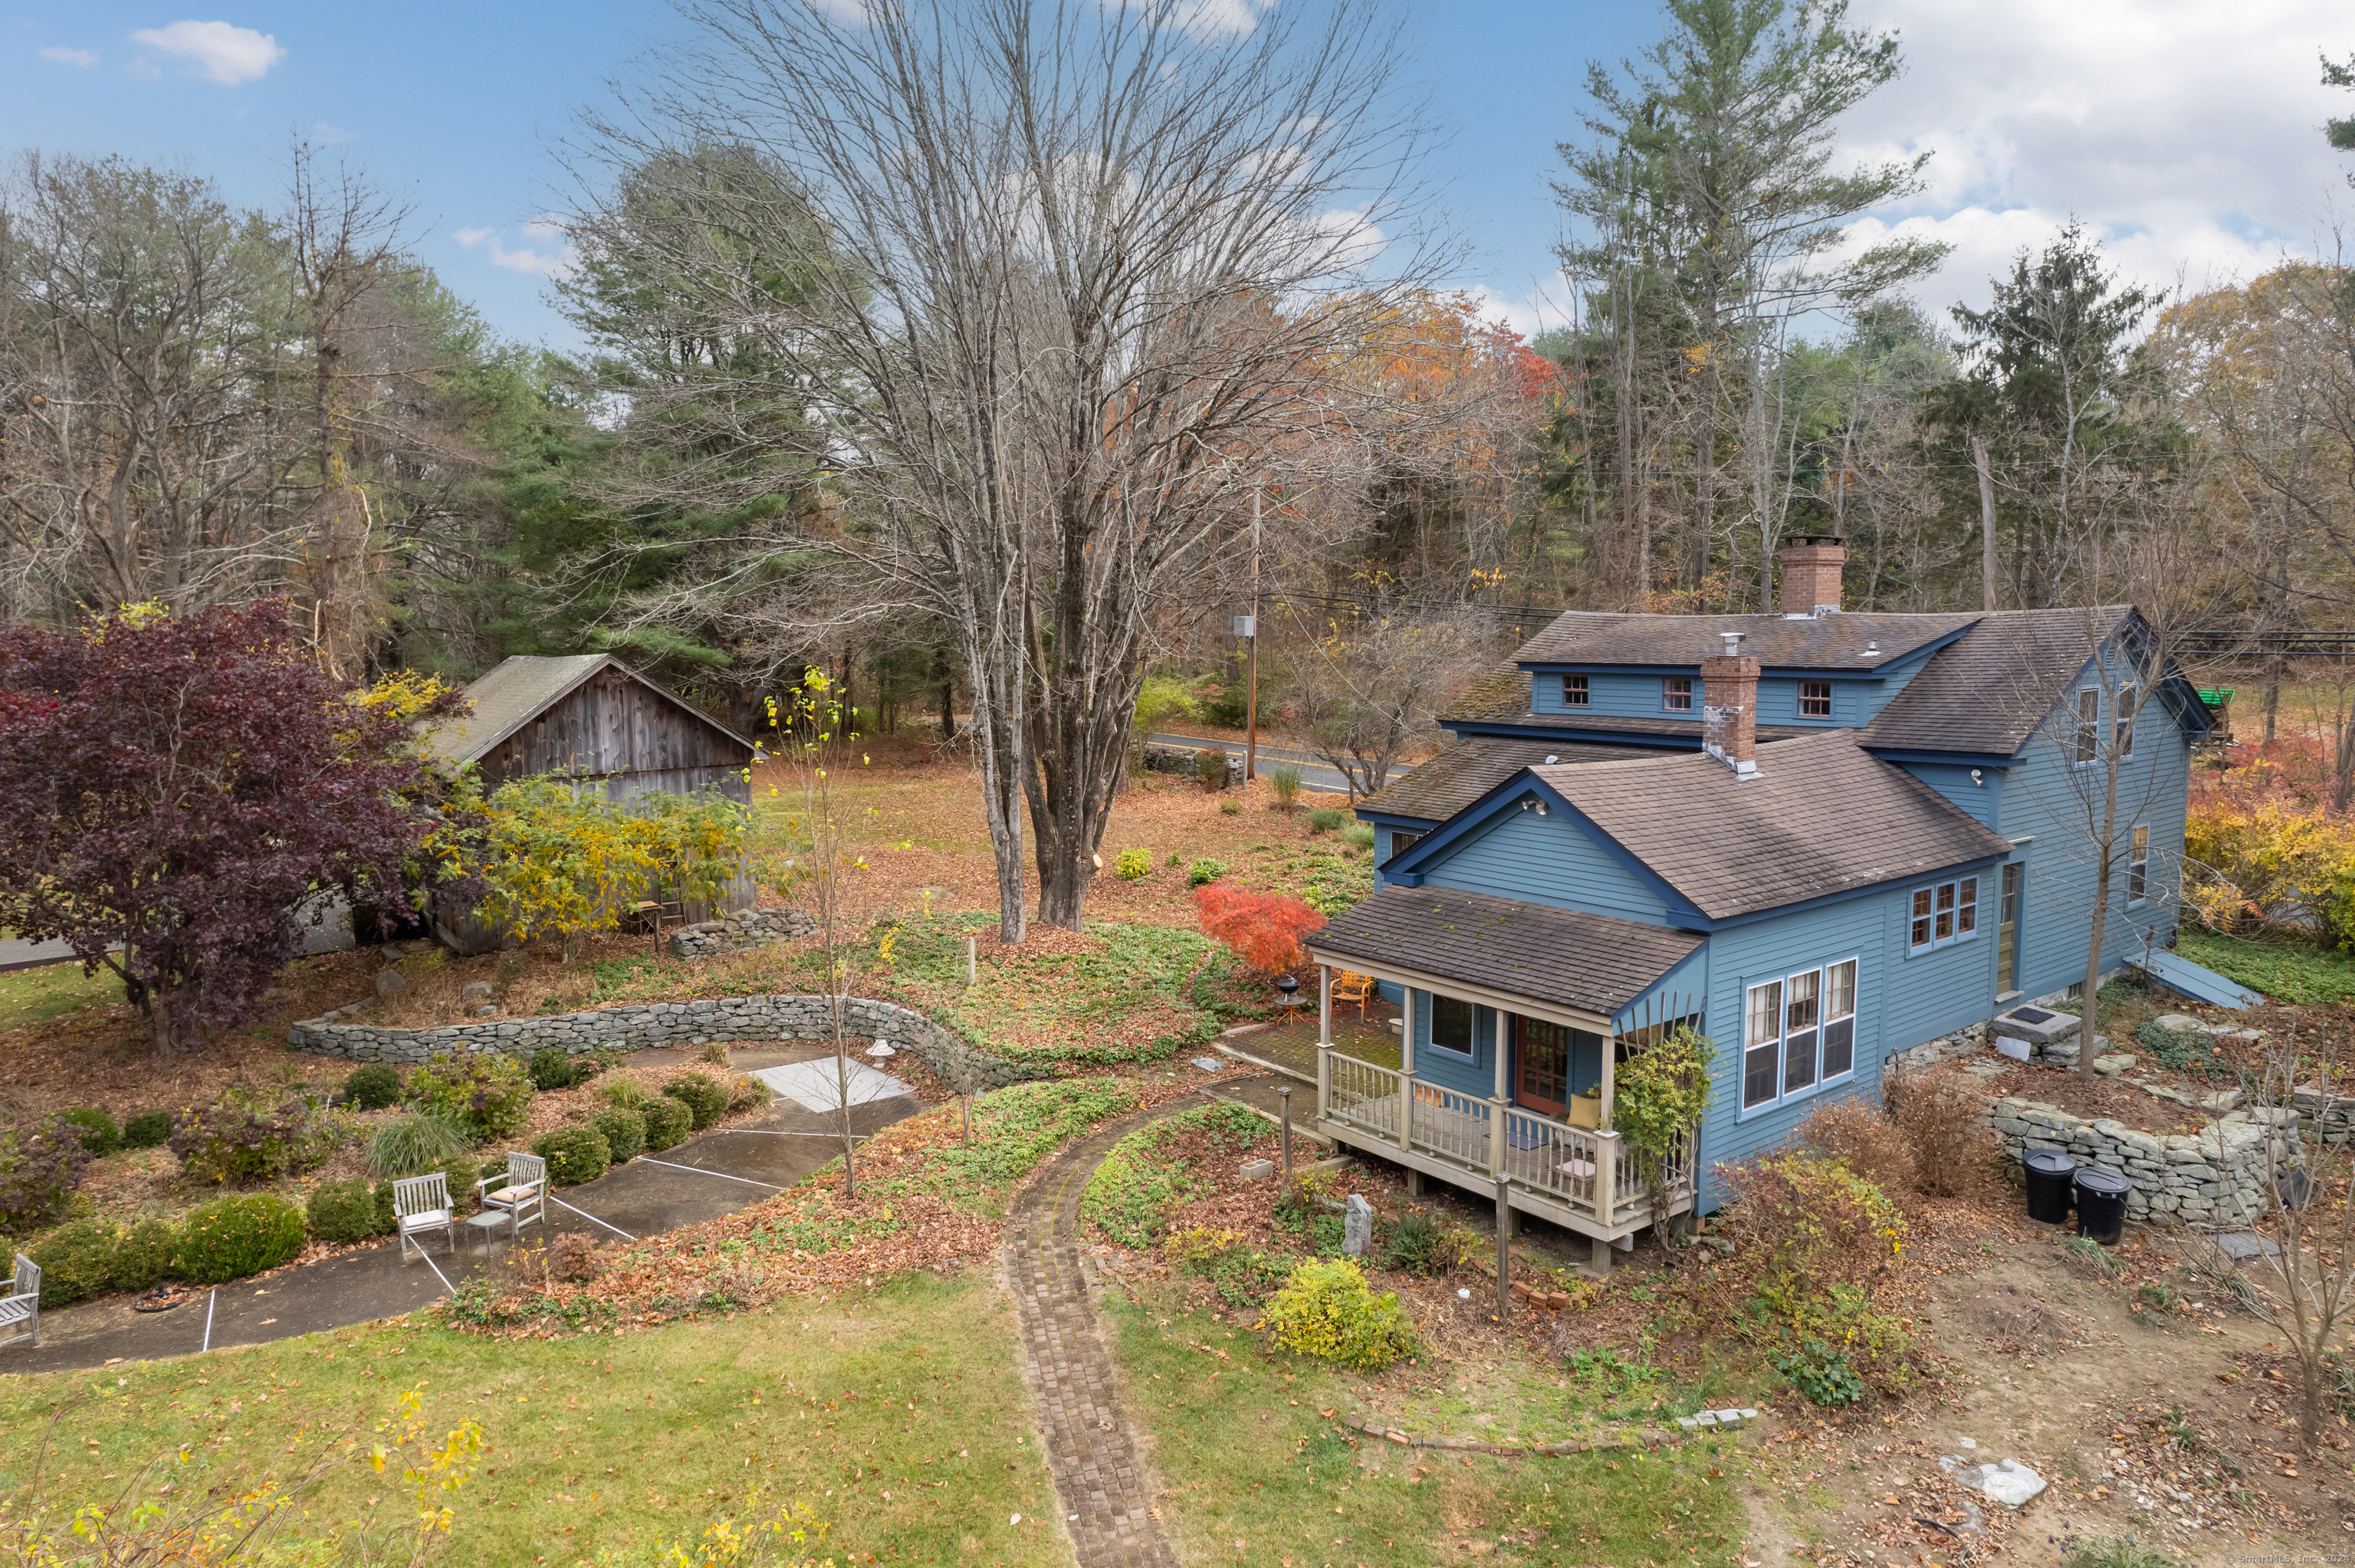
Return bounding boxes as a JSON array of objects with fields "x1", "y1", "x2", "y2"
[
  {"x1": 2074, "y1": 1166, "x2": 2131, "y2": 1245},
  {"x1": 2023, "y1": 1147, "x2": 2076, "y2": 1224}
]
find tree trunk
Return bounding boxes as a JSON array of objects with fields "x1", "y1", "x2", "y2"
[
  {"x1": 1972, "y1": 435, "x2": 1999, "y2": 612},
  {"x1": 940, "y1": 679, "x2": 955, "y2": 741},
  {"x1": 2079, "y1": 750, "x2": 2123, "y2": 1078}
]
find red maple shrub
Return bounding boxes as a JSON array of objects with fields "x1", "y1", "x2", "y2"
[
  {"x1": 1194, "y1": 884, "x2": 1325, "y2": 976},
  {"x1": 0, "y1": 600, "x2": 459, "y2": 1055}
]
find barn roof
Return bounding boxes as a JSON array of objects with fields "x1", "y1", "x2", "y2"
[{"x1": 421, "y1": 654, "x2": 755, "y2": 768}]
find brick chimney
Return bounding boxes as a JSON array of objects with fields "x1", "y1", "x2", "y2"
[
  {"x1": 1779, "y1": 535, "x2": 1845, "y2": 616},
  {"x1": 1702, "y1": 632, "x2": 1760, "y2": 779}
]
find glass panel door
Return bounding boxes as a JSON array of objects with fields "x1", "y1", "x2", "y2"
[
  {"x1": 1996, "y1": 864, "x2": 2022, "y2": 994},
  {"x1": 1516, "y1": 1017, "x2": 1568, "y2": 1115}
]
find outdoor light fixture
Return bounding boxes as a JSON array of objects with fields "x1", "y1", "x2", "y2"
[{"x1": 1971, "y1": 769, "x2": 1983, "y2": 786}]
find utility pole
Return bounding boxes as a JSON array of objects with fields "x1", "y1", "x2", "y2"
[{"x1": 1245, "y1": 484, "x2": 1261, "y2": 781}]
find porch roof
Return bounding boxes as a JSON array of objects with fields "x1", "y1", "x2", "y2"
[{"x1": 1308, "y1": 885, "x2": 1703, "y2": 1022}]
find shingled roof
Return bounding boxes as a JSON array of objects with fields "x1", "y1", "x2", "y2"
[
  {"x1": 1861, "y1": 606, "x2": 2136, "y2": 757},
  {"x1": 1358, "y1": 735, "x2": 1665, "y2": 824},
  {"x1": 1509, "y1": 610, "x2": 1979, "y2": 670},
  {"x1": 1529, "y1": 731, "x2": 2014, "y2": 922},
  {"x1": 1440, "y1": 664, "x2": 1816, "y2": 743},
  {"x1": 420, "y1": 654, "x2": 754, "y2": 768},
  {"x1": 1309, "y1": 884, "x2": 1704, "y2": 1019}
]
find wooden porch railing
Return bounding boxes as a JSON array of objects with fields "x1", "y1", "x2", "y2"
[{"x1": 1318, "y1": 1048, "x2": 1692, "y2": 1228}]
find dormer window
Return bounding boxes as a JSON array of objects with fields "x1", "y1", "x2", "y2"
[
  {"x1": 1799, "y1": 680, "x2": 1832, "y2": 718},
  {"x1": 1662, "y1": 675, "x2": 1693, "y2": 712},
  {"x1": 1562, "y1": 674, "x2": 1589, "y2": 707}
]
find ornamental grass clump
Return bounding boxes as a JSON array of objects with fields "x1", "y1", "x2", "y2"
[
  {"x1": 366, "y1": 1110, "x2": 472, "y2": 1179},
  {"x1": 406, "y1": 1050, "x2": 533, "y2": 1141},
  {"x1": 1260, "y1": 1257, "x2": 1417, "y2": 1370},
  {"x1": 169, "y1": 1089, "x2": 339, "y2": 1186},
  {"x1": 0, "y1": 1118, "x2": 94, "y2": 1233}
]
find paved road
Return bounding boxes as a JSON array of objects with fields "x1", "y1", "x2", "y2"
[
  {"x1": 1143, "y1": 733, "x2": 1412, "y2": 798},
  {"x1": 0, "y1": 937, "x2": 117, "y2": 975}
]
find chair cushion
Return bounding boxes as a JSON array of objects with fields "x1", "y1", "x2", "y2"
[
  {"x1": 486, "y1": 1184, "x2": 540, "y2": 1206},
  {"x1": 398, "y1": 1209, "x2": 452, "y2": 1229}
]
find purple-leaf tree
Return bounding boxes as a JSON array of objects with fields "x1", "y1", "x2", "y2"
[{"x1": 0, "y1": 600, "x2": 453, "y2": 1056}]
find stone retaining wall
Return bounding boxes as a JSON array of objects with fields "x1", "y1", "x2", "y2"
[
  {"x1": 666, "y1": 907, "x2": 819, "y2": 960},
  {"x1": 286, "y1": 992, "x2": 1039, "y2": 1092},
  {"x1": 1141, "y1": 742, "x2": 1237, "y2": 788},
  {"x1": 1989, "y1": 1095, "x2": 2301, "y2": 1228}
]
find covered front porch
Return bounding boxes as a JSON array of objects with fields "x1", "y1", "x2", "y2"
[{"x1": 1302, "y1": 887, "x2": 1706, "y2": 1253}]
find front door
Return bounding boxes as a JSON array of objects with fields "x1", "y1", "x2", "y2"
[
  {"x1": 1516, "y1": 1016, "x2": 1569, "y2": 1116},
  {"x1": 1996, "y1": 863, "x2": 2023, "y2": 995}
]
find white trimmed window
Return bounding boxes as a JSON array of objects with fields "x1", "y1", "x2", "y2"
[
  {"x1": 1799, "y1": 679, "x2": 1832, "y2": 718},
  {"x1": 2074, "y1": 687, "x2": 2099, "y2": 766},
  {"x1": 2114, "y1": 684, "x2": 2136, "y2": 759},
  {"x1": 1562, "y1": 674, "x2": 1589, "y2": 707},
  {"x1": 1744, "y1": 957, "x2": 1861, "y2": 1111},
  {"x1": 2129, "y1": 825, "x2": 2149, "y2": 904},
  {"x1": 1427, "y1": 994, "x2": 1474, "y2": 1058},
  {"x1": 1908, "y1": 876, "x2": 1979, "y2": 953}
]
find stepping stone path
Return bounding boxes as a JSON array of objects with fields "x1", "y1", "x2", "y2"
[{"x1": 1006, "y1": 1103, "x2": 1194, "y2": 1568}]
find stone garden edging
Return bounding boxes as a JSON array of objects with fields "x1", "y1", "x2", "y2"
[
  {"x1": 1988, "y1": 1096, "x2": 2303, "y2": 1228},
  {"x1": 285, "y1": 992, "x2": 1038, "y2": 1091},
  {"x1": 665, "y1": 907, "x2": 819, "y2": 960}
]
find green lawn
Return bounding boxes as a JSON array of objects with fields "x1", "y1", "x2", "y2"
[
  {"x1": 1104, "y1": 1288, "x2": 1747, "y2": 1568},
  {"x1": 2, "y1": 1275, "x2": 1067, "y2": 1568},
  {"x1": 2176, "y1": 927, "x2": 2355, "y2": 1005},
  {"x1": 0, "y1": 959, "x2": 117, "y2": 1035}
]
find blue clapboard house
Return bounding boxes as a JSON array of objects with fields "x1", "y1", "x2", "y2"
[{"x1": 1303, "y1": 536, "x2": 2212, "y2": 1268}]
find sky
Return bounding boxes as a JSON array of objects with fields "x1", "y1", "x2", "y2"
[{"x1": 3, "y1": 1, "x2": 2351, "y2": 354}]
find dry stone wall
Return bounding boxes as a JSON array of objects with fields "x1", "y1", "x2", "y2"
[
  {"x1": 1989, "y1": 1097, "x2": 2301, "y2": 1228},
  {"x1": 665, "y1": 907, "x2": 818, "y2": 960},
  {"x1": 285, "y1": 992, "x2": 1039, "y2": 1092}
]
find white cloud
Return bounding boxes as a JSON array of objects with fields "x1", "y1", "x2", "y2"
[
  {"x1": 1830, "y1": 0, "x2": 2350, "y2": 313},
  {"x1": 39, "y1": 45, "x2": 98, "y2": 67},
  {"x1": 456, "y1": 223, "x2": 577, "y2": 280},
  {"x1": 1170, "y1": 0, "x2": 1271, "y2": 41},
  {"x1": 310, "y1": 121, "x2": 352, "y2": 145},
  {"x1": 130, "y1": 20, "x2": 285, "y2": 86},
  {"x1": 1503, "y1": 0, "x2": 2353, "y2": 338}
]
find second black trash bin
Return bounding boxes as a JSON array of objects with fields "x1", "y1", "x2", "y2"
[
  {"x1": 2074, "y1": 1166, "x2": 2131, "y2": 1245},
  {"x1": 2023, "y1": 1147, "x2": 2076, "y2": 1224}
]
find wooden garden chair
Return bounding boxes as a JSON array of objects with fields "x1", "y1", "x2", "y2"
[
  {"x1": 1332, "y1": 971, "x2": 1377, "y2": 1022},
  {"x1": 475, "y1": 1153, "x2": 547, "y2": 1248},
  {"x1": 0, "y1": 1254, "x2": 38, "y2": 1350},
  {"x1": 392, "y1": 1173, "x2": 458, "y2": 1262}
]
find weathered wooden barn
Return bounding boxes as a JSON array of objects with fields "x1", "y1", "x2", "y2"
[
  {"x1": 422, "y1": 654, "x2": 757, "y2": 805},
  {"x1": 422, "y1": 654, "x2": 761, "y2": 949}
]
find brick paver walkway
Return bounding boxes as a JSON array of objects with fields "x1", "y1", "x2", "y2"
[{"x1": 1006, "y1": 1101, "x2": 1203, "y2": 1568}]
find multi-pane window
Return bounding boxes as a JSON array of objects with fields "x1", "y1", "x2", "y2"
[
  {"x1": 1562, "y1": 674, "x2": 1589, "y2": 707},
  {"x1": 1799, "y1": 680, "x2": 1833, "y2": 718},
  {"x1": 1782, "y1": 968, "x2": 1821, "y2": 1094},
  {"x1": 1742, "y1": 979, "x2": 1782, "y2": 1109},
  {"x1": 2114, "y1": 685, "x2": 2136, "y2": 759},
  {"x1": 1663, "y1": 675, "x2": 1693, "y2": 712},
  {"x1": 1822, "y1": 959, "x2": 1857, "y2": 1079},
  {"x1": 1428, "y1": 994, "x2": 1474, "y2": 1056},
  {"x1": 1743, "y1": 959, "x2": 1861, "y2": 1111},
  {"x1": 1908, "y1": 876, "x2": 1979, "y2": 953},
  {"x1": 2074, "y1": 688, "x2": 2100, "y2": 766},
  {"x1": 1383, "y1": 830, "x2": 1419, "y2": 866},
  {"x1": 2129, "y1": 824, "x2": 2149, "y2": 904}
]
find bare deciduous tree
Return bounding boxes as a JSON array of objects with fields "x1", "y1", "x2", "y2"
[{"x1": 560, "y1": 0, "x2": 1448, "y2": 939}]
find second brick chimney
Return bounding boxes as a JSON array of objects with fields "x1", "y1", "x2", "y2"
[
  {"x1": 1702, "y1": 632, "x2": 1760, "y2": 779},
  {"x1": 1779, "y1": 535, "x2": 1845, "y2": 616}
]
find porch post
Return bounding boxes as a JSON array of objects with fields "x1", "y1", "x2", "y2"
[
  {"x1": 1396, "y1": 990, "x2": 1417, "y2": 1154},
  {"x1": 1315, "y1": 964, "x2": 1332, "y2": 1124},
  {"x1": 1594, "y1": 1128, "x2": 1620, "y2": 1225},
  {"x1": 1489, "y1": 1008, "x2": 1509, "y2": 1176},
  {"x1": 1600, "y1": 1027, "x2": 1618, "y2": 1131}
]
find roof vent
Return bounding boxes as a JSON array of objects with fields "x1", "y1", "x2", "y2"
[{"x1": 1543, "y1": 754, "x2": 1558, "y2": 764}]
